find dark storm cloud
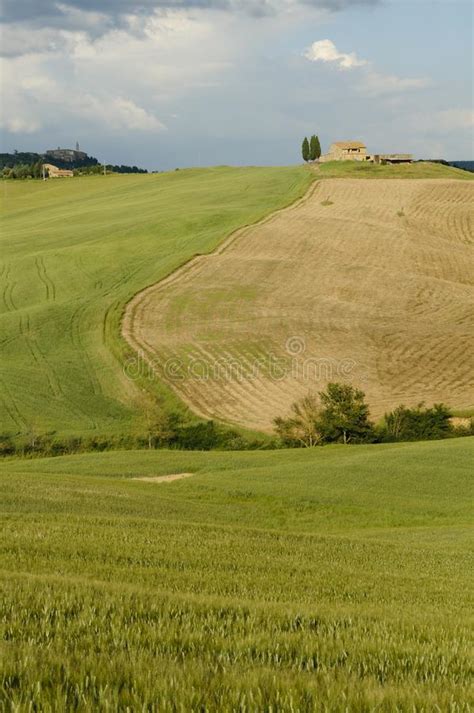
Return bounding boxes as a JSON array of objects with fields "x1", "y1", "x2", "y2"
[{"x1": 1, "y1": 0, "x2": 380, "y2": 28}]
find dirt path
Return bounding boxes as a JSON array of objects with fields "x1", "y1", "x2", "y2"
[{"x1": 133, "y1": 473, "x2": 194, "y2": 483}]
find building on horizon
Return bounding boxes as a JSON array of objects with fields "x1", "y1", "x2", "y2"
[
  {"x1": 45, "y1": 146, "x2": 87, "y2": 163},
  {"x1": 319, "y1": 141, "x2": 412, "y2": 164}
]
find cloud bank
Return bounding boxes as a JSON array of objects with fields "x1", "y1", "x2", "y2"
[{"x1": 1, "y1": 0, "x2": 380, "y2": 36}]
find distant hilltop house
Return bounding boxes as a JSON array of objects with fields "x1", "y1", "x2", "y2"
[
  {"x1": 320, "y1": 141, "x2": 412, "y2": 164},
  {"x1": 43, "y1": 163, "x2": 74, "y2": 178},
  {"x1": 45, "y1": 143, "x2": 87, "y2": 163}
]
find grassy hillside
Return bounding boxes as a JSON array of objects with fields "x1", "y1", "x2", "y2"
[
  {"x1": 1, "y1": 437, "x2": 472, "y2": 710},
  {"x1": 317, "y1": 160, "x2": 474, "y2": 179},
  {"x1": 0, "y1": 167, "x2": 312, "y2": 438},
  {"x1": 125, "y1": 176, "x2": 474, "y2": 431}
]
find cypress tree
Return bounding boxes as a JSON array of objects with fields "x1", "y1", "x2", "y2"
[
  {"x1": 309, "y1": 135, "x2": 322, "y2": 161},
  {"x1": 302, "y1": 137, "x2": 310, "y2": 162},
  {"x1": 314, "y1": 135, "x2": 321, "y2": 159}
]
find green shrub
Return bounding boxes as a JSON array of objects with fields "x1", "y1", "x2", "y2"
[{"x1": 379, "y1": 403, "x2": 453, "y2": 442}]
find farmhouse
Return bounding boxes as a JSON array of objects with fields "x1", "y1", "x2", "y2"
[
  {"x1": 44, "y1": 163, "x2": 74, "y2": 178},
  {"x1": 320, "y1": 140, "x2": 412, "y2": 164},
  {"x1": 320, "y1": 141, "x2": 368, "y2": 162}
]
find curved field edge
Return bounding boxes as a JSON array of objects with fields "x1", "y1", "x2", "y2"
[
  {"x1": 1, "y1": 438, "x2": 473, "y2": 710},
  {"x1": 115, "y1": 168, "x2": 317, "y2": 441},
  {"x1": 122, "y1": 174, "x2": 474, "y2": 432},
  {"x1": 121, "y1": 179, "x2": 321, "y2": 431},
  {"x1": 0, "y1": 166, "x2": 313, "y2": 439}
]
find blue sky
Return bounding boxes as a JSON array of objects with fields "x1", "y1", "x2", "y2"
[{"x1": 1, "y1": 0, "x2": 472, "y2": 169}]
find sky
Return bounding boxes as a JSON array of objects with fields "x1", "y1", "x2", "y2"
[{"x1": 1, "y1": 0, "x2": 473, "y2": 169}]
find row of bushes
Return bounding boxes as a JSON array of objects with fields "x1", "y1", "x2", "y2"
[
  {"x1": 2, "y1": 162, "x2": 45, "y2": 180},
  {"x1": 1, "y1": 385, "x2": 472, "y2": 458},
  {"x1": 74, "y1": 165, "x2": 148, "y2": 175},
  {"x1": 0, "y1": 419, "x2": 271, "y2": 458},
  {"x1": 274, "y1": 384, "x2": 474, "y2": 448}
]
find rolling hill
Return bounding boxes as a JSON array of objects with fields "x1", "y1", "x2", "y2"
[
  {"x1": 0, "y1": 167, "x2": 311, "y2": 438},
  {"x1": 124, "y1": 173, "x2": 474, "y2": 431},
  {"x1": 1, "y1": 437, "x2": 472, "y2": 710},
  {"x1": 2, "y1": 161, "x2": 472, "y2": 440}
]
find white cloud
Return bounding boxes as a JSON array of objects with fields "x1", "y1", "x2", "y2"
[
  {"x1": 303, "y1": 39, "x2": 366, "y2": 69},
  {"x1": 0, "y1": 10, "x2": 236, "y2": 137},
  {"x1": 303, "y1": 38, "x2": 430, "y2": 96},
  {"x1": 0, "y1": 52, "x2": 166, "y2": 135}
]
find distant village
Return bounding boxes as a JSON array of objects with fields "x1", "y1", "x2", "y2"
[
  {"x1": 0, "y1": 144, "x2": 147, "y2": 179},
  {"x1": 43, "y1": 143, "x2": 88, "y2": 177}
]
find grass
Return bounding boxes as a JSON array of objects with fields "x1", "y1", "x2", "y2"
[
  {"x1": 0, "y1": 167, "x2": 312, "y2": 439},
  {"x1": 316, "y1": 160, "x2": 474, "y2": 179},
  {"x1": 1, "y1": 437, "x2": 473, "y2": 710}
]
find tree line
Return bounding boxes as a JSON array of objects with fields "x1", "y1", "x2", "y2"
[
  {"x1": 274, "y1": 383, "x2": 471, "y2": 447},
  {"x1": 1, "y1": 382, "x2": 472, "y2": 458},
  {"x1": 75, "y1": 165, "x2": 147, "y2": 175},
  {"x1": 301, "y1": 135, "x2": 321, "y2": 162},
  {"x1": 2, "y1": 162, "x2": 45, "y2": 180},
  {"x1": 2, "y1": 162, "x2": 148, "y2": 179}
]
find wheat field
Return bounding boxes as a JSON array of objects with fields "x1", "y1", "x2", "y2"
[
  {"x1": 1, "y1": 438, "x2": 473, "y2": 710},
  {"x1": 124, "y1": 178, "x2": 474, "y2": 431}
]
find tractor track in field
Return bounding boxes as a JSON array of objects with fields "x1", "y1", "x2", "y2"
[
  {"x1": 35, "y1": 256, "x2": 56, "y2": 302},
  {"x1": 69, "y1": 302, "x2": 103, "y2": 397},
  {"x1": 19, "y1": 314, "x2": 62, "y2": 399},
  {"x1": 1, "y1": 265, "x2": 18, "y2": 313},
  {"x1": 0, "y1": 377, "x2": 27, "y2": 430},
  {"x1": 17, "y1": 313, "x2": 97, "y2": 428}
]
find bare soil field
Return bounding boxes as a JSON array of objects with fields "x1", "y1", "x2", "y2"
[
  {"x1": 123, "y1": 179, "x2": 474, "y2": 431},
  {"x1": 133, "y1": 473, "x2": 194, "y2": 483}
]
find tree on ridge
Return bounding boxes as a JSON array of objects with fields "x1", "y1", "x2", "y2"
[
  {"x1": 302, "y1": 137, "x2": 310, "y2": 162},
  {"x1": 309, "y1": 135, "x2": 321, "y2": 161}
]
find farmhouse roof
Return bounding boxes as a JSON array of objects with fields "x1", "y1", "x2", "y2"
[{"x1": 333, "y1": 141, "x2": 366, "y2": 149}]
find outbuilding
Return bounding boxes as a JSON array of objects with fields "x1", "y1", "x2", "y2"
[{"x1": 43, "y1": 163, "x2": 74, "y2": 178}]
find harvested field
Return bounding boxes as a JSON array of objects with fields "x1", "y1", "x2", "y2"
[{"x1": 123, "y1": 178, "x2": 474, "y2": 431}]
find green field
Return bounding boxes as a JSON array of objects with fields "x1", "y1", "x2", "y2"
[
  {"x1": 1, "y1": 437, "x2": 472, "y2": 710},
  {"x1": 0, "y1": 167, "x2": 312, "y2": 438},
  {"x1": 2, "y1": 161, "x2": 471, "y2": 442}
]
